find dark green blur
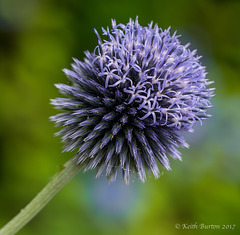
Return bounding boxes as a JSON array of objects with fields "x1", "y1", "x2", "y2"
[{"x1": 0, "y1": 0, "x2": 240, "y2": 234}]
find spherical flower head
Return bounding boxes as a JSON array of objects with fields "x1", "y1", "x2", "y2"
[{"x1": 51, "y1": 17, "x2": 215, "y2": 184}]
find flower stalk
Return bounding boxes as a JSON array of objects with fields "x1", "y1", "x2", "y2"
[{"x1": 0, "y1": 158, "x2": 82, "y2": 235}]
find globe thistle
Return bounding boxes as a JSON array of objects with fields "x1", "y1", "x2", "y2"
[{"x1": 51, "y1": 17, "x2": 215, "y2": 184}]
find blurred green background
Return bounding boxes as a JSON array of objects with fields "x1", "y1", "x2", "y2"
[{"x1": 0, "y1": 0, "x2": 240, "y2": 234}]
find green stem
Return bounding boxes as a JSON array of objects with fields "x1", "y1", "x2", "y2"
[{"x1": 0, "y1": 158, "x2": 82, "y2": 235}]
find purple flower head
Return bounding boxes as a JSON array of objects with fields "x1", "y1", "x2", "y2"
[{"x1": 51, "y1": 17, "x2": 215, "y2": 184}]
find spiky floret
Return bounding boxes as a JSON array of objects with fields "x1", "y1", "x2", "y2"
[{"x1": 51, "y1": 17, "x2": 215, "y2": 184}]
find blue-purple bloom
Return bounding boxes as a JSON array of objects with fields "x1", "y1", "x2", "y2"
[{"x1": 51, "y1": 17, "x2": 215, "y2": 184}]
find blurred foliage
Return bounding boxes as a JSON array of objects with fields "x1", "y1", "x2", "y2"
[{"x1": 0, "y1": 0, "x2": 240, "y2": 234}]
